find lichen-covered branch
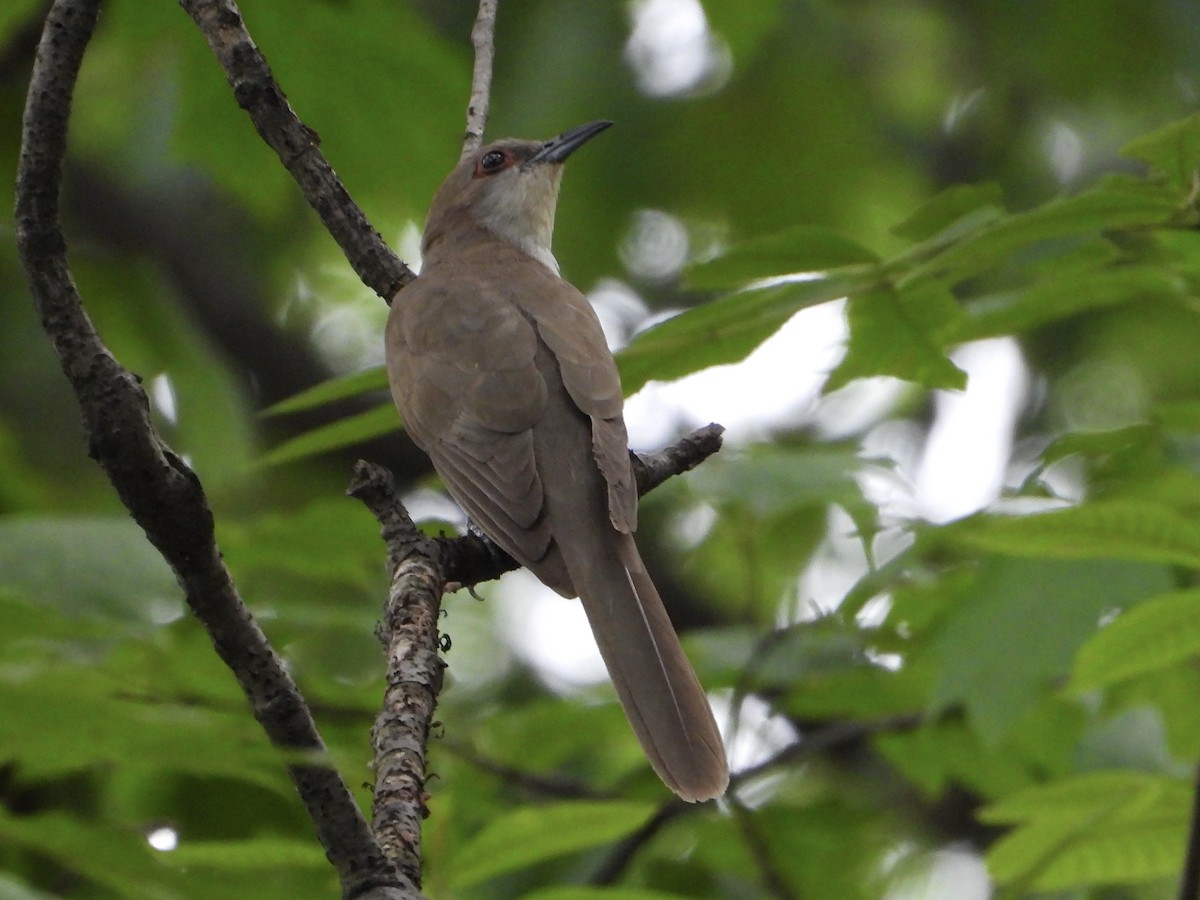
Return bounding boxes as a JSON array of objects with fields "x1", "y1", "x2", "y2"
[
  {"x1": 15, "y1": 2, "x2": 413, "y2": 896},
  {"x1": 344, "y1": 423, "x2": 725, "y2": 882},
  {"x1": 347, "y1": 462, "x2": 445, "y2": 889}
]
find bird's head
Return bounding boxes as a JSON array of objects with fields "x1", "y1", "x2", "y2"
[{"x1": 421, "y1": 121, "x2": 612, "y2": 273}]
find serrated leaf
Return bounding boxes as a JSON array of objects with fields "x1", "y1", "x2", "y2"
[
  {"x1": 685, "y1": 225, "x2": 879, "y2": 290},
  {"x1": 261, "y1": 404, "x2": 400, "y2": 466},
  {"x1": 617, "y1": 269, "x2": 876, "y2": 394},
  {"x1": 982, "y1": 771, "x2": 1164, "y2": 823},
  {"x1": 891, "y1": 182, "x2": 1005, "y2": 242},
  {"x1": 1070, "y1": 589, "x2": 1200, "y2": 692},
  {"x1": 952, "y1": 264, "x2": 1184, "y2": 342},
  {"x1": 262, "y1": 366, "x2": 389, "y2": 416},
  {"x1": 826, "y1": 286, "x2": 966, "y2": 392},
  {"x1": 912, "y1": 177, "x2": 1181, "y2": 285},
  {"x1": 447, "y1": 801, "x2": 656, "y2": 889},
  {"x1": 948, "y1": 502, "x2": 1200, "y2": 567},
  {"x1": 1122, "y1": 112, "x2": 1200, "y2": 191},
  {"x1": 982, "y1": 772, "x2": 1190, "y2": 891}
]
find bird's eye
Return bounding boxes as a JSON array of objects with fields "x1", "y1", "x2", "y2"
[{"x1": 479, "y1": 150, "x2": 507, "y2": 173}]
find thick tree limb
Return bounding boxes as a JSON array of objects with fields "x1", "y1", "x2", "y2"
[
  {"x1": 14, "y1": 2, "x2": 415, "y2": 897},
  {"x1": 177, "y1": 0, "x2": 414, "y2": 301}
]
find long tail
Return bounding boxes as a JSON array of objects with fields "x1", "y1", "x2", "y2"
[{"x1": 571, "y1": 533, "x2": 729, "y2": 802}]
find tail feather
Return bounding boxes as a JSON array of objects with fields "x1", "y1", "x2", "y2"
[{"x1": 572, "y1": 534, "x2": 728, "y2": 802}]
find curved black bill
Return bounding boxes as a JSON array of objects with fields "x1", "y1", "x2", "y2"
[{"x1": 530, "y1": 120, "x2": 613, "y2": 165}]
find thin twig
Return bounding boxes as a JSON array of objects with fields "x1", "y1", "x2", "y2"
[
  {"x1": 462, "y1": 0, "x2": 499, "y2": 158},
  {"x1": 629, "y1": 422, "x2": 725, "y2": 495},
  {"x1": 441, "y1": 738, "x2": 603, "y2": 800},
  {"x1": 590, "y1": 713, "x2": 922, "y2": 884},
  {"x1": 177, "y1": 0, "x2": 414, "y2": 302},
  {"x1": 591, "y1": 799, "x2": 691, "y2": 885},
  {"x1": 441, "y1": 424, "x2": 726, "y2": 590},
  {"x1": 15, "y1": 2, "x2": 413, "y2": 897},
  {"x1": 731, "y1": 798, "x2": 796, "y2": 899}
]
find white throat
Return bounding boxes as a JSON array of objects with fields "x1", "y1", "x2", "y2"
[{"x1": 475, "y1": 169, "x2": 563, "y2": 275}]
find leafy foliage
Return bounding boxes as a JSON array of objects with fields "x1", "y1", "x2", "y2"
[{"x1": 4, "y1": 1, "x2": 1200, "y2": 898}]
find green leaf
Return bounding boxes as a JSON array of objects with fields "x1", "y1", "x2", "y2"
[
  {"x1": 876, "y1": 700, "x2": 1082, "y2": 801},
  {"x1": 166, "y1": 838, "x2": 327, "y2": 869},
  {"x1": 686, "y1": 444, "x2": 865, "y2": 516},
  {"x1": 1070, "y1": 589, "x2": 1200, "y2": 693},
  {"x1": 0, "y1": 667, "x2": 287, "y2": 782},
  {"x1": 952, "y1": 264, "x2": 1185, "y2": 342},
  {"x1": 0, "y1": 515, "x2": 178, "y2": 623},
  {"x1": 891, "y1": 182, "x2": 1005, "y2": 242},
  {"x1": 1040, "y1": 424, "x2": 1158, "y2": 467},
  {"x1": 446, "y1": 801, "x2": 656, "y2": 889},
  {"x1": 1157, "y1": 399, "x2": 1200, "y2": 431},
  {"x1": 0, "y1": 810, "x2": 168, "y2": 896},
  {"x1": 826, "y1": 286, "x2": 966, "y2": 392},
  {"x1": 261, "y1": 404, "x2": 400, "y2": 466},
  {"x1": 1122, "y1": 112, "x2": 1200, "y2": 191},
  {"x1": 928, "y1": 558, "x2": 1170, "y2": 743},
  {"x1": 0, "y1": 872, "x2": 57, "y2": 900},
  {"x1": 262, "y1": 366, "x2": 390, "y2": 416},
  {"x1": 0, "y1": 0, "x2": 47, "y2": 41},
  {"x1": 218, "y1": 497, "x2": 383, "y2": 591},
  {"x1": 911, "y1": 177, "x2": 1181, "y2": 285},
  {"x1": 685, "y1": 225, "x2": 879, "y2": 290},
  {"x1": 982, "y1": 770, "x2": 1168, "y2": 823},
  {"x1": 982, "y1": 772, "x2": 1190, "y2": 891},
  {"x1": 617, "y1": 268, "x2": 877, "y2": 394},
  {"x1": 781, "y1": 657, "x2": 932, "y2": 720},
  {"x1": 948, "y1": 502, "x2": 1200, "y2": 568}
]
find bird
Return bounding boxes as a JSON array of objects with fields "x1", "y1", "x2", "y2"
[{"x1": 384, "y1": 121, "x2": 728, "y2": 802}]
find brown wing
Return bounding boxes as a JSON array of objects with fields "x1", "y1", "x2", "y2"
[
  {"x1": 518, "y1": 276, "x2": 637, "y2": 534},
  {"x1": 385, "y1": 270, "x2": 571, "y2": 589}
]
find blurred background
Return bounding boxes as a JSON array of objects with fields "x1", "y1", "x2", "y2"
[{"x1": 3, "y1": 1, "x2": 1200, "y2": 897}]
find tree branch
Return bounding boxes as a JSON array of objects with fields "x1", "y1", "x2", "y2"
[
  {"x1": 591, "y1": 713, "x2": 922, "y2": 885},
  {"x1": 347, "y1": 462, "x2": 446, "y2": 890},
  {"x1": 442, "y1": 423, "x2": 726, "y2": 590},
  {"x1": 14, "y1": 2, "x2": 415, "y2": 897},
  {"x1": 461, "y1": 0, "x2": 498, "y2": 158},
  {"x1": 345, "y1": 424, "x2": 725, "y2": 879},
  {"x1": 176, "y1": 0, "x2": 414, "y2": 302}
]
